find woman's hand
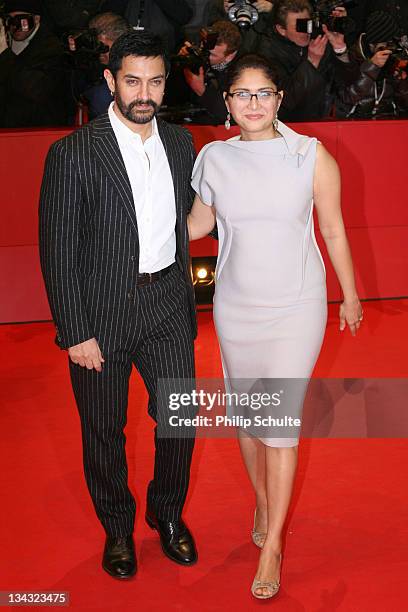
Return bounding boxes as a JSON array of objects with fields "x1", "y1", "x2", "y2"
[{"x1": 339, "y1": 298, "x2": 363, "y2": 336}]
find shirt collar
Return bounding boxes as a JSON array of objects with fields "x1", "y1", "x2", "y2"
[
  {"x1": 226, "y1": 120, "x2": 314, "y2": 166},
  {"x1": 108, "y1": 101, "x2": 158, "y2": 146}
]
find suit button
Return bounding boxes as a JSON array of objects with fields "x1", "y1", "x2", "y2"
[
  {"x1": 130, "y1": 256, "x2": 135, "y2": 262},
  {"x1": 128, "y1": 291, "x2": 133, "y2": 299}
]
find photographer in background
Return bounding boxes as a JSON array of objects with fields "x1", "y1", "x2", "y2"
[
  {"x1": 207, "y1": 0, "x2": 274, "y2": 54},
  {"x1": 0, "y1": 0, "x2": 70, "y2": 127},
  {"x1": 336, "y1": 11, "x2": 408, "y2": 118},
  {"x1": 124, "y1": 0, "x2": 193, "y2": 54},
  {"x1": 257, "y1": 0, "x2": 357, "y2": 121},
  {"x1": 181, "y1": 20, "x2": 241, "y2": 122},
  {"x1": 41, "y1": 1, "x2": 103, "y2": 36},
  {"x1": 69, "y1": 12, "x2": 131, "y2": 119}
]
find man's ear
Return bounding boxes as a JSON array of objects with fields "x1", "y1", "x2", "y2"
[
  {"x1": 104, "y1": 68, "x2": 115, "y2": 95},
  {"x1": 225, "y1": 49, "x2": 238, "y2": 64},
  {"x1": 275, "y1": 24, "x2": 287, "y2": 38}
]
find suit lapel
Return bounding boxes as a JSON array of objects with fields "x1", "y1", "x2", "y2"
[
  {"x1": 157, "y1": 119, "x2": 183, "y2": 225},
  {"x1": 91, "y1": 113, "x2": 139, "y2": 237}
]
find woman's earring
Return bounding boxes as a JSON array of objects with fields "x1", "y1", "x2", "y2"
[
  {"x1": 225, "y1": 112, "x2": 231, "y2": 130},
  {"x1": 110, "y1": 90, "x2": 114, "y2": 97},
  {"x1": 273, "y1": 115, "x2": 279, "y2": 131}
]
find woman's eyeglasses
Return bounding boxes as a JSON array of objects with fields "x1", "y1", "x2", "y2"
[{"x1": 226, "y1": 91, "x2": 281, "y2": 102}]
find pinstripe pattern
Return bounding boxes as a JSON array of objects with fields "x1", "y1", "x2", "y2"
[{"x1": 39, "y1": 113, "x2": 197, "y2": 536}]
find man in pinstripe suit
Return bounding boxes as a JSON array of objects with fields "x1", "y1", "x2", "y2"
[{"x1": 39, "y1": 31, "x2": 198, "y2": 579}]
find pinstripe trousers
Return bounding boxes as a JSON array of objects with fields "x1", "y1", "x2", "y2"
[{"x1": 69, "y1": 264, "x2": 196, "y2": 537}]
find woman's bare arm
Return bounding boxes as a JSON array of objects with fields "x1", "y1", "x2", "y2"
[
  {"x1": 313, "y1": 143, "x2": 363, "y2": 335},
  {"x1": 187, "y1": 194, "x2": 216, "y2": 240}
]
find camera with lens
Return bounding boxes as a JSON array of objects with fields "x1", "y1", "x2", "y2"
[
  {"x1": 227, "y1": 0, "x2": 259, "y2": 30},
  {"x1": 376, "y1": 35, "x2": 408, "y2": 77},
  {"x1": 1, "y1": 12, "x2": 35, "y2": 33},
  {"x1": 172, "y1": 28, "x2": 219, "y2": 75},
  {"x1": 63, "y1": 28, "x2": 109, "y2": 71},
  {"x1": 296, "y1": 0, "x2": 356, "y2": 38},
  {"x1": 62, "y1": 28, "x2": 111, "y2": 90}
]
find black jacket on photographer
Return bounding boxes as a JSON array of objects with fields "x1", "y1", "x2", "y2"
[
  {"x1": 257, "y1": 30, "x2": 354, "y2": 121},
  {"x1": 41, "y1": 1, "x2": 104, "y2": 35},
  {"x1": 194, "y1": 63, "x2": 231, "y2": 123},
  {"x1": 335, "y1": 33, "x2": 408, "y2": 119},
  {"x1": 0, "y1": 23, "x2": 70, "y2": 127},
  {"x1": 125, "y1": 0, "x2": 193, "y2": 53}
]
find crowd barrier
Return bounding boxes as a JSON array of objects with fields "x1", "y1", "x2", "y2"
[{"x1": 1, "y1": 119, "x2": 407, "y2": 323}]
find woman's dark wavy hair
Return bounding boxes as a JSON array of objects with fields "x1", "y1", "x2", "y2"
[
  {"x1": 108, "y1": 30, "x2": 170, "y2": 78},
  {"x1": 224, "y1": 54, "x2": 282, "y2": 93}
]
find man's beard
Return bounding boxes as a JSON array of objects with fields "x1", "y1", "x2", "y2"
[{"x1": 115, "y1": 91, "x2": 160, "y2": 125}]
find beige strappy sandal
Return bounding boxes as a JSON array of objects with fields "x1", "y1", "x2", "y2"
[
  {"x1": 251, "y1": 509, "x2": 266, "y2": 548},
  {"x1": 251, "y1": 553, "x2": 282, "y2": 600}
]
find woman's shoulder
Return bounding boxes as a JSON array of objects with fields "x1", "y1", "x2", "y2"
[{"x1": 194, "y1": 139, "x2": 230, "y2": 164}]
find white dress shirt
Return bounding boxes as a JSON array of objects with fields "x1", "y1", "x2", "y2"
[{"x1": 108, "y1": 102, "x2": 176, "y2": 273}]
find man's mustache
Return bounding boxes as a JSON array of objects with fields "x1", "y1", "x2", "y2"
[{"x1": 128, "y1": 99, "x2": 158, "y2": 111}]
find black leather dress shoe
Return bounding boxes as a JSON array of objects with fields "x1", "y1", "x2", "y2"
[
  {"x1": 145, "y1": 509, "x2": 198, "y2": 566},
  {"x1": 102, "y1": 535, "x2": 137, "y2": 579}
]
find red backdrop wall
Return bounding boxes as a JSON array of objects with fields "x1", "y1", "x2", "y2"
[{"x1": 1, "y1": 120, "x2": 407, "y2": 323}]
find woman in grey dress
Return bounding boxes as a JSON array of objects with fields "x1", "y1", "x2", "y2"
[{"x1": 188, "y1": 54, "x2": 363, "y2": 599}]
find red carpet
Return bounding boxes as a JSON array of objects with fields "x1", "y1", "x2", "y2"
[{"x1": 1, "y1": 299, "x2": 407, "y2": 611}]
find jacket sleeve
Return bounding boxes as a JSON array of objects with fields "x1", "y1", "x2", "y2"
[
  {"x1": 197, "y1": 78, "x2": 228, "y2": 123},
  {"x1": 184, "y1": 129, "x2": 196, "y2": 214},
  {"x1": 276, "y1": 59, "x2": 328, "y2": 112},
  {"x1": 39, "y1": 141, "x2": 94, "y2": 349},
  {"x1": 394, "y1": 75, "x2": 408, "y2": 111},
  {"x1": 0, "y1": 49, "x2": 17, "y2": 117},
  {"x1": 337, "y1": 59, "x2": 382, "y2": 105}
]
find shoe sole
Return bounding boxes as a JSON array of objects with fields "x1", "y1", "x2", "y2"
[
  {"x1": 145, "y1": 515, "x2": 198, "y2": 566},
  {"x1": 102, "y1": 562, "x2": 137, "y2": 580}
]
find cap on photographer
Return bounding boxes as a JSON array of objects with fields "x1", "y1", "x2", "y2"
[
  {"x1": 0, "y1": 0, "x2": 70, "y2": 127},
  {"x1": 336, "y1": 10, "x2": 408, "y2": 119},
  {"x1": 257, "y1": 0, "x2": 357, "y2": 121},
  {"x1": 182, "y1": 20, "x2": 241, "y2": 123}
]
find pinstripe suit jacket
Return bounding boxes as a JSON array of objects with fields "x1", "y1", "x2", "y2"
[{"x1": 39, "y1": 112, "x2": 197, "y2": 352}]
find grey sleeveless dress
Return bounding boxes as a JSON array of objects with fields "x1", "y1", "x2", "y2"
[{"x1": 191, "y1": 122, "x2": 328, "y2": 447}]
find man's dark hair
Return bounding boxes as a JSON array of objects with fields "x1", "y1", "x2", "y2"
[
  {"x1": 88, "y1": 12, "x2": 131, "y2": 42},
  {"x1": 211, "y1": 20, "x2": 242, "y2": 56},
  {"x1": 271, "y1": 0, "x2": 312, "y2": 28},
  {"x1": 224, "y1": 54, "x2": 282, "y2": 93},
  {"x1": 108, "y1": 30, "x2": 170, "y2": 78}
]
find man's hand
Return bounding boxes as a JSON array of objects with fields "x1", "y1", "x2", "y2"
[
  {"x1": 253, "y1": 0, "x2": 273, "y2": 14},
  {"x1": 178, "y1": 40, "x2": 192, "y2": 57},
  {"x1": 0, "y1": 19, "x2": 8, "y2": 54},
  {"x1": 371, "y1": 48, "x2": 392, "y2": 68},
  {"x1": 184, "y1": 66, "x2": 206, "y2": 96},
  {"x1": 68, "y1": 337, "x2": 105, "y2": 372},
  {"x1": 322, "y1": 25, "x2": 346, "y2": 52},
  {"x1": 224, "y1": 0, "x2": 233, "y2": 13},
  {"x1": 308, "y1": 35, "x2": 329, "y2": 69}
]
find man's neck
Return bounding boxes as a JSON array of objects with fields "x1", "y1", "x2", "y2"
[{"x1": 113, "y1": 103, "x2": 153, "y2": 142}]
